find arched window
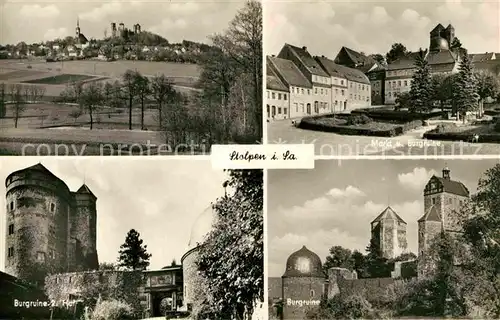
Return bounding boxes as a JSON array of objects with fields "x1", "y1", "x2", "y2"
[
  {"x1": 314, "y1": 101, "x2": 319, "y2": 113},
  {"x1": 306, "y1": 103, "x2": 311, "y2": 115},
  {"x1": 310, "y1": 289, "x2": 315, "y2": 297}
]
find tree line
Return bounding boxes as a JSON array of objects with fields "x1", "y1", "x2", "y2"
[
  {"x1": 395, "y1": 49, "x2": 500, "y2": 121},
  {"x1": 0, "y1": 82, "x2": 46, "y2": 127}
]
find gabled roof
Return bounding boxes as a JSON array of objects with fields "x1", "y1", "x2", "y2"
[
  {"x1": 387, "y1": 52, "x2": 420, "y2": 70},
  {"x1": 76, "y1": 184, "x2": 96, "y2": 198},
  {"x1": 314, "y1": 56, "x2": 346, "y2": 79},
  {"x1": 266, "y1": 57, "x2": 288, "y2": 92},
  {"x1": 316, "y1": 56, "x2": 370, "y2": 84},
  {"x1": 431, "y1": 23, "x2": 445, "y2": 33},
  {"x1": 428, "y1": 175, "x2": 469, "y2": 197},
  {"x1": 371, "y1": 206, "x2": 406, "y2": 225},
  {"x1": 268, "y1": 56, "x2": 312, "y2": 88},
  {"x1": 418, "y1": 205, "x2": 442, "y2": 222},
  {"x1": 339, "y1": 47, "x2": 379, "y2": 73},
  {"x1": 280, "y1": 43, "x2": 329, "y2": 77}
]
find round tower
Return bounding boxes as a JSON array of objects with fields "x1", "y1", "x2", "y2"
[
  {"x1": 282, "y1": 246, "x2": 326, "y2": 320},
  {"x1": 5, "y1": 164, "x2": 72, "y2": 285},
  {"x1": 71, "y1": 184, "x2": 98, "y2": 271},
  {"x1": 180, "y1": 205, "x2": 216, "y2": 315}
]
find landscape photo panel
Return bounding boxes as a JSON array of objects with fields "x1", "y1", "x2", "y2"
[{"x1": 0, "y1": 0, "x2": 262, "y2": 156}]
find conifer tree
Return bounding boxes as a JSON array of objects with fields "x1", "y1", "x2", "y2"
[
  {"x1": 409, "y1": 48, "x2": 433, "y2": 113},
  {"x1": 452, "y1": 53, "x2": 479, "y2": 122},
  {"x1": 117, "y1": 229, "x2": 152, "y2": 270}
]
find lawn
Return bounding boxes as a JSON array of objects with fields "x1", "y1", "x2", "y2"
[
  {"x1": 423, "y1": 121, "x2": 500, "y2": 143},
  {"x1": 312, "y1": 116, "x2": 400, "y2": 131},
  {"x1": 22, "y1": 74, "x2": 96, "y2": 85}
]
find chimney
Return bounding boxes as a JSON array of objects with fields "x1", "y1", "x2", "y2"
[
  {"x1": 302, "y1": 46, "x2": 307, "y2": 52},
  {"x1": 271, "y1": 54, "x2": 275, "y2": 57},
  {"x1": 321, "y1": 55, "x2": 325, "y2": 58}
]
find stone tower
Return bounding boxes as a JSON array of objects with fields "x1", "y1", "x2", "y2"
[
  {"x1": 417, "y1": 166, "x2": 469, "y2": 277},
  {"x1": 444, "y1": 24, "x2": 455, "y2": 46},
  {"x1": 4, "y1": 164, "x2": 98, "y2": 286},
  {"x1": 429, "y1": 23, "x2": 450, "y2": 53},
  {"x1": 111, "y1": 22, "x2": 117, "y2": 37},
  {"x1": 370, "y1": 206, "x2": 408, "y2": 259},
  {"x1": 70, "y1": 185, "x2": 98, "y2": 271}
]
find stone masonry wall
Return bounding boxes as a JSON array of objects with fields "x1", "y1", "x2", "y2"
[
  {"x1": 181, "y1": 248, "x2": 208, "y2": 316},
  {"x1": 5, "y1": 186, "x2": 70, "y2": 284},
  {"x1": 282, "y1": 276, "x2": 325, "y2": 320}
]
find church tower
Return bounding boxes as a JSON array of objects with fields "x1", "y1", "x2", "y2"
[
  {"x1": 370, "y1": 206, "x2": 408, "y2": 259},
  {"x1": 417, "y1": 166, "x2": 469, "y2": 277},
  {"x1": 76, "y1": 17, "x2": 81, "y2": 38}
]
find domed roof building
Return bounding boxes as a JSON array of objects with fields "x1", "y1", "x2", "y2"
[
  {"x1": 281, "y1": 246, "x2": 327, "y2": 319},
  {"x1": 283, "y1": 246, "x2": 325, "y2": 278}
]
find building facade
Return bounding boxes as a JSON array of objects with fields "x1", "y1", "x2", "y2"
[
  {"x1": 266, "y1": 57, "x2": 290, "y2": 120},
  {"x1": 278, "y1": 44, "x2": 332, "y2": 115},
  {"x1": 267, "y1": 55, "x2": 313, "y2": 119},
  {"x1": 371, "y1": 206, "x2": 408, "y2": 259},
  {"x1": 5, "y1": 164, "x2": 98, "y2": 285},
  {"x1": 417, "y1": 167, "x2": 469, "y2": 277}
]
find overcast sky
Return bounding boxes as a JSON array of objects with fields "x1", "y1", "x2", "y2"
[
  {"x1": 0, "y1": 0, "x2": 245, "y2": 45},
  {"x1": 265, "y1": 0, "x2": 500, "y2": 57},
  {"x1": 0, "y1": 158, "x2": 226, "y2": 271},
  {"x1": 267, "y1": 159, "x2": 500, "y2": 278}
]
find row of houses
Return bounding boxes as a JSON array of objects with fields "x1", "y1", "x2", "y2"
[
  {"x1": 266, "y1": 44, "x2": 372, "y2": 120},
  {"x1": 268, "y1": 24, "x2": 500, "y2": 121}
]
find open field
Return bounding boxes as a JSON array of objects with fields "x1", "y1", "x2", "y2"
[
  {"x1": 23, "y1": 73, "x2": 96, "y2": 85},
  {"x1": 0, "y1": 59, "x2": 200, "y2": 80}
]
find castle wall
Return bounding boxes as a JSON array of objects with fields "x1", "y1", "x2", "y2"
[
  {"x1": 396, "y1": 223, "x2": 408, "y2": 257},
  {"x1": 441, "y1": 193, "x2": 467, "y2": 232},
  {"x1": 418, "y1": 220, "x2": 442, "y2": 277},
  {"x1": 181, "y1": 248, "x2": 208, "y2": 315},
  {"x1": 45, "y1": 271, "x2": 147, "y2": 314},
  {"x1": 382, "y1": 222, "x2": 394, "y2": 259},
  {"x1": 5, "y1": 184, "x2": 71, "y2": 284},
  {"x1": 282, "y1": 276, "x2": 325, "y2": 320}
]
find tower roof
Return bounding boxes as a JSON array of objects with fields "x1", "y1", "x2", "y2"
[
  {"x1": 6, "y1": 163, "x2": 61, "y2": 186},
  {"x1": 76, "y1": 184, "x2": 96, "y2": 199},
  {"x1": 429, "y1": 175, "x2": 469, "y2": 197},
  {"x1": 283, "y1": 246, "x2": 325, "y2": 278},
  {"x1": 431, "y1": 23, "x2": 445, "y2": 33},
  {"x1": 418, "y1": 205, "x2": 442, "y2": 222},
  {"x1": 371, "y1": 206, "x2": 406, "y2": 225}
]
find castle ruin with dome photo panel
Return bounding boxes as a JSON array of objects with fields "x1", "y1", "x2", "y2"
[{"x1": 269, "y1": 166, "x2": 471, "y2": 320}]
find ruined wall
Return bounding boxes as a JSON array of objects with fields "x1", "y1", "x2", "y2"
[
  {"x1": 282, "y1": 276, "x2": 325, "y2": 320},
  {"x1": 328, "y1": 267, "x2": 406, "y2": 303},
  {"x1": 45, "y1": 270, "x2": 147, "y2": 315},
  {"x1": 5, "y1": 177, "x2": 71, "y2": 285}
]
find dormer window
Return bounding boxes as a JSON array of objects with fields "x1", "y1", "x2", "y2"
[{"x1": 50, "y1": 203, "x2": 55, "y2": 213}]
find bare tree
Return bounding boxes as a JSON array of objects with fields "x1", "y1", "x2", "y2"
[
  {"x1": 151, "y1": 75, "x2": 175, "y2": 129},
  {"x1": 134, "y1": 73, "x2": 150, "y2": 130},
  {"x1": 8, "y1": 84, "x2": 25, "y2": 128},
  {"x1": 79, "y1": 82, "x2": 104, "y2": 130},
  {"x1": 122, "y1": 70, "x2": 138, "y2": 130}
]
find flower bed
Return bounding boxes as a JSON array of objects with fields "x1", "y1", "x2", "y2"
[
  {"x1": 299, "y1": 113, "x2": 423, "y2": 137},
  {"x1": 423, "y1": 123, "x2": 500, "y2": 143},
  {"x1": 351, "y1": 108, "x2": 445, "y2": 122}
]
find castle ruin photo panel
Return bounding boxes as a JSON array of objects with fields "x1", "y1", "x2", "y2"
[
  {"x1": 265, "y1": 0, "x2": 500, "y2": 156},
  {"x1": 0, "y1": 158, "x2": 264, "y2": 319},
  {"x1": 268, "y1": 159, "x2": 500, "y2": 319},
  {"x1": 0, "y1": 0, "x2": 262, "y2": 156}
]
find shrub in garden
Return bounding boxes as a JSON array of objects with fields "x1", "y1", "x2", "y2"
[
  {"x1": 90, "y1": 299, "x2": 134, "y2": 320},
  {"x1": 346, "y1": 114, "x2": 372, "y2": 126},
  {"x1": 307, "y1": 294, "x2": 375, "y2": 319}
]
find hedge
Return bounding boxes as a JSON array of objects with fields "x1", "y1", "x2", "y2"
[
  {"x1": 299, "y1": 118, "x2": 423, "y2": 137},
  {"x1": 423, "y1": 131, "x2": 500, "y2": 143},
  {"x1": 351, "y1": 109, "x2": 446, "y2": 122}
]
